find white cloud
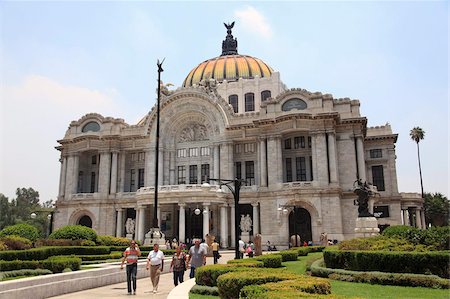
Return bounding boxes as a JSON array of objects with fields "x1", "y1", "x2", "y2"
[
  {"x1": 0, "y1": 75, "x2": 120, "y2": 202},
  {"x1": 234, "y1": 6, "x2": 273, "y2": 39}
]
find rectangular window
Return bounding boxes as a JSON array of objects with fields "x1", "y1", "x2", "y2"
[
  {"x1": 244, "y1": 143, "x2": 255, "y2": 153},
  {"x1": 370, "y1": 149, "x2": 383, "y2": 158},
  {"x1": 177, "y1": 166, "x2": 186, "y2": 184},
  {"x1": 285, "y1": 139, "x2": 291, "y2": 149},
  {"x1": 245, "y1": 93, "x2": 255, "y2": 112},
  {"x1": 131, "y1": 153, "x2": 137, "y2": 161},
  {"x1": 130, "y1": 169, "x2": 136, "y2": 191},
  {"x1": 294, "y1": 136, "x2": 306, "y2": 149},
  {"x1": 308, "y1": 136, "x2": 312, "y2": 148},
  {"x1": 373, "y1": 205, "x2": 390, "y2": 218},
  {"x1": 296, "y1": 157, "x2": 307, "y2": 181},
  {"x1": 189, "y1": 165, "x2": 198, "y2": 184},
  {"x1": 245, "y1": 161, "x2": 255, "y2": 186},
  {"x1": 286, "y1": 158, "x2": 292, "y2": 182},
  {"x1": 235, "y1": 144, "x2": 242, "y2": 154},
  {"x1": 138, "y1": 152, "x2": 145, "y2": 161},
  {"x1": 138, "y1": 168, "x2": 144, "y2": 188},
  {"x1": 261, "y1": 90, "x2": 271, "y2": 102},
  {"x1": 201, "y1": 164, "x2": 210, "y2": 183},
  {"x1": 372, "y1": 165, "x2": 385, "y2": 191},
  {"x1": 177, "y1": 148, "x2": 187, "y2": 158},
  {"x1": 200, "y1": 147, "x2": 210, "y2": 156},
  {"x1": 189, "y1": 148, "x2": 198, "y2": 157},
  {"x1": 91, "y1": 155, "x2": 97, "y2": 165},
  {"x1": 77, "y1": 171, "x2": 83, "y2": 193},
  {"x1": 229, "y1": 94, "x2": 238, "y2": 113},
  {"x1": 309, "y1": 156, "x2": 313, "y2": 181},
  {"x1": 235, "y1": 162, "x2": 242, "y2": 179},
  {"x1": 90, "y1": 172, "x2": 96, "y2": 193}
]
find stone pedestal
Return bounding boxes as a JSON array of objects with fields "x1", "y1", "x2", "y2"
[
  {"x1": 144, "y1": 228, "x2": 167, "y2": 249},
  {"x1": 126, "y1": 234, "x2": 133, "y2": 240},
  {"x1": 240, "y1": 232, "x2": 250, "y2": 243},
  {"x1": 354, "y1": 217, "x2": 380, "y2": 238}
]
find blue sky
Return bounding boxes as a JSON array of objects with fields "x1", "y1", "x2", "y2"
[{"x1": 0, "y1": 1, "x2": 448, "y2": 202}]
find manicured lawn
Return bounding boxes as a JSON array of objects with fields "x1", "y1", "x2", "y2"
[{"x1": 189, "y1": 252, "x2": 449, "y2": 298}]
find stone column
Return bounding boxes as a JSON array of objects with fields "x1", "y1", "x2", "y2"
[
  {"x1": 230, "y1": 204, "x2": 236, "y2": 247},
  {"x1": 144, "y1": 150, "x2": 153, "y2": 187},
  {"x1": 116, "y1": 208, "x2": 124, "y2": 237},
  {"x1": 220, "y1": 205, "x2": 228, "y2": 248},
  {"x1": 119, "y1": 152, "x2": 126, "y2": 192},
  {"x1": 252, "y1": 203, "x2": 259, "y2": 235},
  {"x1": 415, "y1": 208, "x2": 422, "y2": 228},
  {"x1": 259, "y1": 138, "x2": 267, "y2": 187},
  {"x1": 219, "y1": 142, "x2": 234, "y2": 179},
  {"x1": 158, "y1": 150, "x2": 164, "y2": 186},
  {"x1": 213, "y1": 145, "x2": 220, "y2": 181},
  {"x1": 157, "y1": 205, "x2": 161, "y2": 228},
  {"x1": 138, "y1": 207, "x2": 145, "y2": 242},
  {"x1": 98, "y1": 151, "x2": 111, "y2": 194},
  {"x1": 134, "y1": 207, "x2": 140, "y2": 240},
  {"x1": 327, "y1": 132, "x2": 338, "y2": 183},
  {"x1": 58, "y1": 156, "x2": 67, "y2": 197},
  {"x1": 356, "y1": 136, "x2": 366, "y2": 182},
  {"x1": 169, "y1": 150, "x2": 176, "y2": 185},
  {"x1": 203, "y1": 204, "x2": 210, "y2": 238},
  {"x1": 267, "y1": 136, "x2": 282, "y2": 187},
  {"x1": 179, "y1": 204, "x2": 186, "y2": 243},
  {"x1": 110, "y1": 152, "x2": 119, "y2": 194},
  {"x1": 421, "y1": 209, "x2": 426, "y2": 229},
  {"x1": 314, "y1": 133, "x2": 329, "y2": 185},
  {"x1": 402, "y1": 209, "x2": 409, "y2": 226},
  {"x1": 311, "y1": 134, "x2": 318, "y2": 181}
]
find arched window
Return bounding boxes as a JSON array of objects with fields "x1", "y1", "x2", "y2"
[
  {"x1": 78, "y1": 215, "x2": 92, "y2": 228},
  {"x1": 282, "y1": 98, "x2": 307, "y2": 111},
  {"x1": 228, "y1": 94, "x2": 238, "y2": 113},
  {"x1": 82, "y1": 121, "x2": 100, "y2": 132},
  {"x1": 245, "y1": 93, "x2": 255, "y2": 112},
  {"x1": 261, "y1": 90, "x2": 271, "y2": 102}
]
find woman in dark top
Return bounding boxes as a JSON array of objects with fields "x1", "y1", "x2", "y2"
[{"x1": 170, "y1": 246, "x2": 187, "y2": 286}]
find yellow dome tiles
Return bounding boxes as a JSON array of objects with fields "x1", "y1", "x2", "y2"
[{"x1": 183, "y1": 55, "x2": 273, "y2": 87}]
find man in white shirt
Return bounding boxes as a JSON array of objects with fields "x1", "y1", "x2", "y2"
[
  {"x1": 146, "y1": 244, "x2": 165, "y2": 294},
  {"x1": 238, "y1": 239, "x2": 245, "y2": 259}
]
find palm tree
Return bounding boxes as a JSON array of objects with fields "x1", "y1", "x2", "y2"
[{"x1": 410, "y1": 127, "x2": 425, "y2": 198}]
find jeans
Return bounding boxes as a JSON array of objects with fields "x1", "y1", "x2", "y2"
[
  {"x1": 126, "y1": 263, "x2": 137, "y2": 293},
  {"x1": 213, "y1": 251, "x2": 219, "y2": 264},
  {"x1": 173, "y1": 270, "x2": 184, "y2": 286},
  {"x1": 189, "y1": 266, "x2": 196, "y2": 279}
]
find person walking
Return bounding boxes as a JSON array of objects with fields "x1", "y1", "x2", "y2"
[
  {"x1": 211, "y1": 238, "x2": 220, "y2": 264},
  {"x1": 120, "y1": 240, "x2": 141, "y2": 295},
  {"x1": 238, "y1": 239, "x2": 245, "y2": 259},
  {"x1": 146, "y1": 244, "x2": 165, "y2": 294},
  {"x1": 170, "y1": 246, "x2": 187, "y2": 286},
  {"x1": 186, "y1": 239, "x2": 207, "y2": 278}
]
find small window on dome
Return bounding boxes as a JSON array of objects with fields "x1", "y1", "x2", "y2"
[
  {"x1": 229, "y1": 95, "x2": 238, "y2": 113},
  {"x1": 245, "y1": 93, "x2": 255, "y2": 112},
  {"x1": 261, "y1": 90, "x2": 271, "y2": 102},
  {"x1": 82, "y1": 121, "x2": 100, "y2": 133}
]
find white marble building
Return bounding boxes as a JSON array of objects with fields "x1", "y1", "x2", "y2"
[{"x1": 54, "y1": 25, "x2": 425, "y2": 248}]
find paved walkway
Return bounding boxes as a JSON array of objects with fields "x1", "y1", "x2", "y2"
[{"x1": 50, "y1": 251, "x2": 236, "y2": 299}]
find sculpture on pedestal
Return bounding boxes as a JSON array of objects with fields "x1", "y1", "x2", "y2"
[
  {"x1": 353, "y1": 179, "x2": 374, "y2": 217},
  {"x1": 240, "y1": 214, "x2": 252, "y2": 233}
]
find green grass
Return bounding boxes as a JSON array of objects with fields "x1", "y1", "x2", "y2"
[
  {"x1": 282, "y1": 251, "x2": 323, "y2": 274},
  {"x1": 1, "y1": 275, "x2": 28, "y2": 281},
  {"x1": 189, "y1": 294, "x2": 219, "y2": 299},
  {"x1": 331, "y1": 280, "x2": 450, "y2": 299}
]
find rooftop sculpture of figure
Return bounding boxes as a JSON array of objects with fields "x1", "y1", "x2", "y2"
[{"x1": 353, "y1": 179, "x2": 374, "y2": 217}]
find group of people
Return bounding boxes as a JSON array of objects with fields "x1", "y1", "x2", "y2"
[{"x1": 120, "y1": 238, "x2": 211, "y2": 295}]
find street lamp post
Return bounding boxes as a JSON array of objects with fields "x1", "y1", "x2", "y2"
[
  {"x1": 207, "y1": 178, "x2": 245, "y2": 260},
  {"x1": 279, "y1": 205, "x2": 299, "y2": 247}
]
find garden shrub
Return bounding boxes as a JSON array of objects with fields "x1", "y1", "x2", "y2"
[
  {"x1": 226, "y1": 258, "x2": 264, "y2": 267},
  {"x1": 0, "y1": 223, "x2": 40, "y2": 242},
  {"x1": 0, "y1": 240, "x2": 8, "y2": 251},
  {"x1": 0, "y1": 246, "x2": 111, "y2": 261},
  {"x1": 35, "y1": 239, "x2": 83, "y2": 247},
  {"x1": 382, "y1": 225, "x2": 450, "y2": 250},
  {"x1": 255, "y1": 254, "x2": 283, "y2": 268},
  {"x1": 190, "y1": 285, "x2": 220, "y2": 296},
  {"x1": 195, "y1": 264, "x2": 263, "y2": 286},
  {"x1": 338, "y1": 236, "x2": 432, "y2": 252},
  {"x1": 280, "y1": 250, "x2": 299, "y2": 262},
  {"x1": 80, "y1": 240, "x2": 96, "y2": 246},
  {"x1": 0, "y1": 269, "x2": 52, "y2": 280},
  {"x1": 241, "y1": 284, "x2": 337, "y2": 299},
  {"x1": 323, "y1": 249, "x2": 449, "y2": 278},
  {"x1": 217, "y1": 269, "x2": 298, "y2": 299},
  {"x1": 0, "y1": 260, "x2": 41, "y2": 271},
  {"x1": 311, "y1": 258, "x2": 449, "y2": 289},
  {"x1": 77, "y1": 252, "x2": 122, "y2": 262},
  {"x1": 42, "y1": 256, "x2": 81, "y2": 273},
  {"x1": 0, "y1": 235, "x2": 32, "y2": 250},
  {"x1": 49, "y1": 225, "x2": 97, "y2": 242},
  {"x1": 96, "y1": 235, "x2": 130, "y2": 246}
]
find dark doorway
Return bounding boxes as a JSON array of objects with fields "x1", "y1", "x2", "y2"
[
  {"x1": 186, "y1": 208, "x2": 203, "y2": 243},
  {"x1": 289, "y1": 207, "x2": 312, "y2": 243},
  {"x1": 78, "y1": 215, "x2": 92, "y2": 228}
]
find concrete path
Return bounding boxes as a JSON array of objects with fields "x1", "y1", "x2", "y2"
[{"x1": 50, "y1": 251, "x2": 236, "y2": 299}]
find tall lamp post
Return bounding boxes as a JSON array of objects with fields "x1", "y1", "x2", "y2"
[{"x1": 207, "y1": 178, "x2": 245, "y2": 260}]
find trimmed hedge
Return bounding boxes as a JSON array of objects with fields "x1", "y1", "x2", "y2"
[
  {"x1": 311, "y1": 259, "x2": 449, "y2": 289},
  {"x1": 196, "y1": 264, "x2": 264, "y2": 287},
  {"x1": 77, "y1": 252, "x2": 122, "y2": 262},
  {"x1": 279, "y1": 250, "x2": 299, "y2": 262},
  {"x1": 190, "y1": 285, "x2": 220, "y2": 296},
  {"x1": 0, "y1": 256, "x2": 81, "y2": 273},
  {"x1": 0, "y1": 224, "x2": 40, "y2": 242},
  {"x1": 35, "y1": 239, "x2": 83, "y2": 247},
  {"x1": 323, "y1": 249, "x2": 450, "y2": 278},
  {"x1": 255, "y1": 254, "x2": 283, "y2": 268},
  {"x1": 0, "y1": 269, "x2": 53, "y2": 280},
  {"x1": 96, "y1": 235, "x2": 130, "y2": 246},
  {"x1": 227, "y1": 258, "x2": 264, "y2": 267},
  {"x1": 0, "y1": 235, "x2": 32, "y2": 250},
  {"x1": 49, "y1": 225, "x2": 97, "y2": 242},
  {"x1": 0, "y1": 246, "x2": 111, "y2": 261}
]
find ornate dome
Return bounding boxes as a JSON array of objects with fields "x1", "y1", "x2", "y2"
[
  {"x1": 182, "y1": 22, "x2": 274, "y2": 87},
  {"x1": 183, "y1": 55, "x2": 273, "y2": 87}
]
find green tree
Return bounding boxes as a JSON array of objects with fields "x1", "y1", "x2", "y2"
[
  {"x1": 0, "y1": 194, "x2": 13, "y2": 229},
  {"x1": 410, "y1": 127, "x2": 425, "y2": 198},
  {"x1": 424, "y1": 192, "x2": 449, "y2": 227},
  {"x1": 11, "y1": 187, "x2": 40, "y2": 222}
]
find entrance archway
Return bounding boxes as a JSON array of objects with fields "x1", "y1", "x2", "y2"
[
  {"x1": 186, "y1": 208, "x2": 203, "y2": 242},
  {"x1": 289, "y1": 207, "x2": 312, "y2": 244},
  {"x1": 78, "y1": 215, "x2": 92, "y2": 228}
]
